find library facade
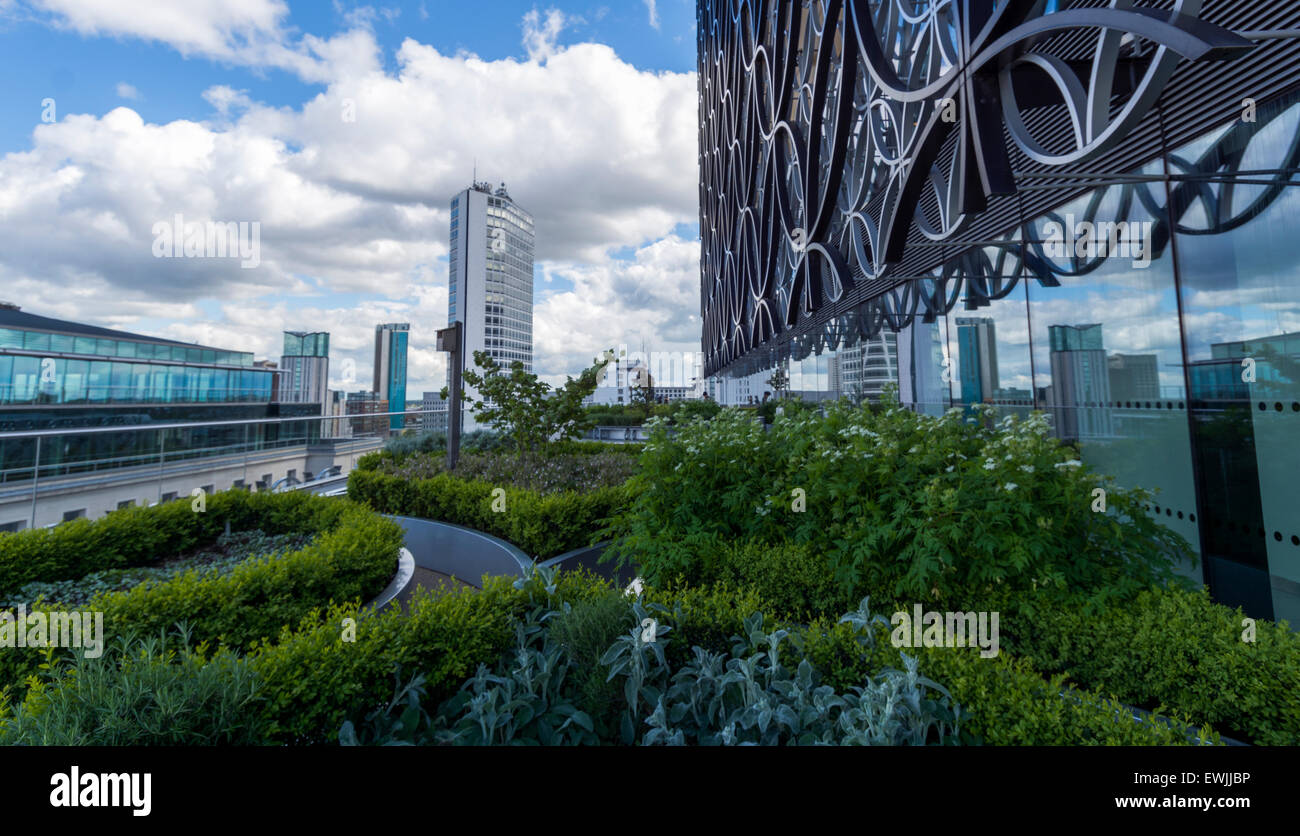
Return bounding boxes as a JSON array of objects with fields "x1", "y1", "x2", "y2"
[{"x1": 697, "y1": 0, "x2": 1300, "y2": 621}]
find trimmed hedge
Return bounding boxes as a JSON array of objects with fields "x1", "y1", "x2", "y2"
[
  {"x1": 1005, "y1": 586, "x2": 1300, "y2": 746},
  {"x1": 681, "y1": 538, "x2": 1296, "y2": 745},
  {"x1": 348, "y1": 467, "x2": 630, "y2": 559},
  {"x1": 0, "y1": 489, "x2": 352, "y2": 594},
  {"x1": 641, "y1": 580, "x2": 1201, "y2": 745},
  {"x1": 800, "y1": 618, "x2": 1211, "y2": 745},
  {"x1": 249, "y1": 570, "x2": 613, "y2": 744},
  {"x1": 0, "y1": 494, "x2": 402, "y2": 695}
]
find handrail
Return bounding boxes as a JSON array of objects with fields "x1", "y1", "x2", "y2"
[{"x1": 0, "y1": 408, "x2": 438, "y2": 440}]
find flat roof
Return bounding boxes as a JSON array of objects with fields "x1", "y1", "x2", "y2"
[{"x1": 0, "y1": 308, "x2": 249, "y2": 355}]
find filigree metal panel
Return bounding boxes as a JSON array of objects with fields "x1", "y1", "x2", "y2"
[{"x1": 697, "y1": 0, "x2": 1256, "y2": 376}]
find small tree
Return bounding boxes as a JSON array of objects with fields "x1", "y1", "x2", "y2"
[
  {"x1": 444, "y1": 350, "x2": 611, "y2": 453},
  {"x1": 767, "y1": 366, "x2": 789, "y2": 400}
]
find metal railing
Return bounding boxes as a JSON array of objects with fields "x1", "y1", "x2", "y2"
[{"x1": 0, "y1": 409, "x2": 441, "y2": 530}]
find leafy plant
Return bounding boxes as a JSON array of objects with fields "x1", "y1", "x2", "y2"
[
  {"x1": 445, "y1": 351, "x2": 611, "y2": 453},
  {"x1": 1, "y1": 627, "x2": 266, "y2": 746},
  {"x1": 609, "y1": 602, "x2": 962, "y2": 746},
  {"x1": 435, "y1": 604, "x2": 600, "y2": 746},
  {"x1": 605, "y1": 394, "x2": 1193, "y2": 613}
]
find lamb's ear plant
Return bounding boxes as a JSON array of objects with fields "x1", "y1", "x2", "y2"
[
  {"x1": 838, "y1": 597, "x2": 890, "y2": 649},
  {"x1": 435, "y1": 603, "x2": 599, "y2": 746},
  {"x1": 599, "y1": 598, "x2": 673, "y2": 744},
  {"x1": 606, "y1": 601, "x2": 963, "y2": 747},
  {"x1": 339, "y1": 667, "x2": 434, "y2": 746}
]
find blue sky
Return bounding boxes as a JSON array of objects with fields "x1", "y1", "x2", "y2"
[
  {"x1": 0, "y1": 0, "x2": 704, "y2": 394},
  {"x1": 0, "y1": 1, "x2": 698, "y2": 150}
]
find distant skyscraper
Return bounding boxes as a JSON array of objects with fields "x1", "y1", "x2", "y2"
[
  {"x1": 280, "y1": 331, "x2": 329, "y2": 409},
  {"x1": 373, "y1": 323, "x2": 409, "y2": 430},
  {"x1": 956, "y1": 317, "x2": 1000, "y2": 404},
  {"x1": 1048, "y1": 323, "x2": 1113, "y2": 439},
  {"x1": 448, "y1": 180, "x2": 535, "y2": 428}
]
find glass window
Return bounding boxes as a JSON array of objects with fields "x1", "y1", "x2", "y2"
[
  {"x1": 96, "y1": 339, "x2": 116, "y2": 356},
  {"x1": 149, "y1": 365, "x2": 168, "y2": 402},
  {"x1": 0, "y1": 355, "x2": 10, "y2": 403},
  {"x1": 131, "y1": 363, "x2": 150, "y2": 402},
  {"x1": 1171, "y1": 91, "x2": 1300, "y2": 623},
  {"x1": 110, "y1": 362, "x2": 132, "y2": 403},
  {"x1": 23, "y1": 331, "x2": 50, "y2": 351},
  {"x1": 1025, "y1": 162, "x2": 1201, "y2": 576},
  {"x1": 63, "y1": 359, "x2": 88, "y2": 403},
  {"x1": 116, "y1": 341, "x2": 136, "y2": 358},
  {"x1": 0, "y1": 329, "x2": 23, "y2": 349},
  {"x1": 167, "y1": 366, "x2": 187, "y2": 403},
  {"x1": 87, "y1": 361, "x2": 111, "y2": 402},
  {"x1": 73, "y1": 336, "x2": 95, "y2": 355},
  {"x1": 10, "y1": 356, "x2": 37, "y2": 403},
  {"x1": 49, "y1": 334, "x2": 74, "y2": 353}
]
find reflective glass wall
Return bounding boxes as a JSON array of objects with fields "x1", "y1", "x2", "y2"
[{"x1": 743, "y1": 87, "x2": 1300, "y2": 624}]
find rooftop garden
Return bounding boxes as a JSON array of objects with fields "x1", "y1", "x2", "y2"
[{"x1": 0, "y1": 370, "x2": 1295, "y2": 746}]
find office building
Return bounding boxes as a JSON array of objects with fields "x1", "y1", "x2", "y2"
[
  {"x1": 281, "y1": 331, "x2": 330, "y2": 408},
  {"x1": 0, "y1": 306, "x2": 334, "y2": 529},
  {"x1": 373, "y1": 324, "x2": 409, "y2": 431},
  {"x1": 448, "y1": 181, "x2": 535, "y2": 428},
  {"x1": 956, "y1": 318, "x2": 999, "y2": 406},
  {"x1": 346, "y1": 391, "x2": 388, "y2": 437}
]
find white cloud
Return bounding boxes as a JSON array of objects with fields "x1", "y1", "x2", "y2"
[
  {"x1": 25, "y1": 0, "x2": 371, "y2": 83},
  {"x1": 533, "y1": 235, "x2": 701, "y2": 387},
  {"x1": 521, "y1": 7, "x2": 571, "y2": 63},
  {"x1": 643, "y1": 0, "x2": 660, "y2": 31},
  {"x1": 115, "y1": 81, "x2": 140, "y2": 100}
]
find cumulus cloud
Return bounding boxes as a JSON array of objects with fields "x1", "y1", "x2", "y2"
[
  {"x1": 115, "y1": 81, "x2": 140, "y2": 100},
  {"x1": 24, "y1": 0, "x2": 370, "y2": 83},
  {"x1": 534, "y1": 235, "x2": 702, "y2": 388}
]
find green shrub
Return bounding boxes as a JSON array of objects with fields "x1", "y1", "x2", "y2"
[
  {"x1": 3, "y1": 529, "x2": 316, "y2": 609},
  {"x1": 800, "y1": 612, "x2": 1216, "y2": 746},
  {"x1": 376, "y1": 450, "x2": 639, "y2": 495},
  {"x1": 550, "y1": 591, "x2": 635, "y2": 736},
  {"x1": 343, "y1": 570, "x2": 963, "y2": 746},
  {"x1": 253, "y1": 569, "x2": 612, "y2": 744},
  {"x1": 1006, "y1": 585, "x2": 1300, "y2": 745},
  {"x1": 0, "y1": 498, "x2": 402, "y2": 694},
  {"x1": 707, "y1": 540, "x2": 854, "y2": 622},
  {"x1": 684, "y1": 539, "x2": 1299, "y2": 746},
  {"x1": 348, "y1": 468, "x2": 631, "y2": 559},
  {"x1": 0, "y1": 489, "x2": 349, "y2": 594},
  {"x1": 607, "y1": 398, "x2": 1191, "y2": 611},
  {"x1": 0, "y1": 629, "x2": 266, "y2": 746}
]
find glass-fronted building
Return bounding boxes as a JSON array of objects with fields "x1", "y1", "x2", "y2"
[
  {"x1": 373, "y1": 323, "x2": 409, "y2": 430},
  {"x1": 698, "y1": 1, "x2": 1300, "y2": 623},
  {"x1": 281, "y1": 330, "x2": 330, "y2": 407},
  {"x1": 0, "y1": 306, "x2": 319, "y2": 486}
]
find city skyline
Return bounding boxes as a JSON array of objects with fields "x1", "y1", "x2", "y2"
[{"x1": 0, "y1": 1, "x2": 703, "y2": 399}]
